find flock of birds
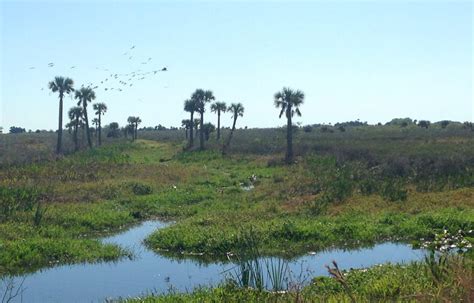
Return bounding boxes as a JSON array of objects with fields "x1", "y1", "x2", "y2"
[{"x1": 32, "y1": 45, "x2": 168, "y2": 94}]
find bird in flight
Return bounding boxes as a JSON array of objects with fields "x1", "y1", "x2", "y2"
[
  {"x1": 130, "y1": 45, "x2": 135, "y2": 50},
  {"x1": 70, "y1": 66, "x2": 76, "y2": 69},
  {"x1": 29, "y1": 67, "x2": 35, "y2": 69},
  {"x1": 161, "y1": 67, "x2": 167, "y2": 71}
]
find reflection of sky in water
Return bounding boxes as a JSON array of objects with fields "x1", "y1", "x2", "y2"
[{"x1": 8, "y1": 221, "x2": 426, "y2": 303}]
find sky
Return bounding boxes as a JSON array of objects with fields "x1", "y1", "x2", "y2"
[{"x1": 0, "y1": 0, "x2": 472, "y2": 131}]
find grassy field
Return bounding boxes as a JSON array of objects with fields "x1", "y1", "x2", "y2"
[{"x1": 0, "y1": 124, "x2": 473, "y2": 301}]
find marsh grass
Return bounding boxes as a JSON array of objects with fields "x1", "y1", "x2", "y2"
[
  {"x1": 225, "y1": 228, "x2": 290, "y2": 291},
  {"x1": 120, "y1": 254, "x2": 473, "y2": 302},
  {"x1": 0, "y1": 127, "x2": 473, "y2": 283}
]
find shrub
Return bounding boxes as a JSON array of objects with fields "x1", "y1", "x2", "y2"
[{"x1": 129, "y1": 182, "x2": 153, "y2": 196}]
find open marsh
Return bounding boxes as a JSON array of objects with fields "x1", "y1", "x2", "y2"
[
  {"x1": 1, "y1": 126, "x2": 473, "y2": 302},
  {"x1": 7, "y1": 220, "x2": 426, "y2": 303}
]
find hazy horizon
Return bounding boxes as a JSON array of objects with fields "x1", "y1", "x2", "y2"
[{"x1": 1, "y1": 0, "x2": 472, "y2": 131}]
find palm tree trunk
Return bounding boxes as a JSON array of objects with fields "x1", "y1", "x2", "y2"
[
  {"x1": 189, "y1": 112, "x2": 194, "y2": 147},
  {"x1": 223, "y1": 116, "x2": 237, "y2": 155},
  {"x1": 83, "y1": 104, "x2": 93, "y2": 149},
  {"x1": 185, "y1": 128, "x2": 188, "y2": 139},
  {"x1": 135, "y1": 123, "x2": 138, "y2": 140},
  {"x1": 73, "y1": 123, "x2": 78, "y2": 151},
  {"x1": 56, "y1": 93, "x2": 64, "y2": 154},
  {"x1": 199, "y1": 112, "x2": 205, "y2": 150},
  {"x1": 98, "y1": 113, "x2": 102, "y2": 146},
  {"x1": 217, "y1": 111, "x2": 221, "y2": 140},
  {"x1": 286, "y1": 106, "x2": 293, "y2": 164},
  {"x1": 81, "y1": 125, "x2": 85, "y2": 146}
]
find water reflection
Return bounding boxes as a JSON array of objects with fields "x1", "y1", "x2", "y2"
[{"x1": 7, "y1": 221, "x2": 426, "y2": 303}]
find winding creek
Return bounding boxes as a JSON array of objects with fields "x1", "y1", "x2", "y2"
[{"x1": 7, "y1": 220, "x2": 427, "y2": 303}]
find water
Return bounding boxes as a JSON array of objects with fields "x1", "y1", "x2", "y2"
[{"x1": 5, "y1": 221, "x2": 426, "y2": 303}]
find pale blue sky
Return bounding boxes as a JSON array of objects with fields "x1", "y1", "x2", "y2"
[{"x1": 1, "y1": 0, "x2": 472, "y2": 130}]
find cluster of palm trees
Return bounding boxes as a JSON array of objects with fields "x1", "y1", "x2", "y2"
[
  {"x1": 127, "y1": 116, "x2": 142, "y2": 140},
  {"x1": 50, "y1": 74, "x2": 305, "y2": 164},
  {"x1": 183, "y1": 89, "x2": 245, "y2": 152},
  {"x1": 181, "y1": 87, "x2": 304, "y2": 163},
  {"x1": 49, "y1": 76, "x2": 108, "y2": 153}
]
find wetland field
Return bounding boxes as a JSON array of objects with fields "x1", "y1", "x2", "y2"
[{"x1": 0, "y1": 125, "x2": 473, "y2": 302}]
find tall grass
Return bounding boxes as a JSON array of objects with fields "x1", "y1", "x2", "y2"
[{"x1": 225, "y1": 228, "x2": 290, "y2": 291}]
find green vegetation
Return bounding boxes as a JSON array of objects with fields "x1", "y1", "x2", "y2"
[
  {"x1": 121, "y1": 254, "x2": 473, "y2": 302},
  {"x1": 0, "y1": 124, "x2": 473, "y2": 301}
]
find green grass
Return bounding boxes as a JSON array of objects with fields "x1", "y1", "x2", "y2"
[
  {"x1": 121, "y1": 254, "x2": 473, "y2": 302},
  {"x1": 0, "y1": 125, "x2": 473, "y2": 301}
]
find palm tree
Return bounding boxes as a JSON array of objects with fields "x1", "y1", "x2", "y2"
[
  {"x1": 203, "y1": 123, "x2": 216, "y2": 141},
  {"x1": 181, "y1": 119, "x2": 192, "y2": 139},
  {"x1": 210, "y1": 101, "x2": 227, "y2": 140},
  {"x1": 49, "y1": 76, "x2": 74, "y2": 154},
  {"x1": 193, "y1": 119, "x2": 200, "y2": 137},
  {"x1": 68, "y1": 106, "x2": 83, "y2": 151},
  {"x1": 65, "y1": 122, "x2": 73, "y2": 135},
  {"x1": 274, "y1": 87, "x2": 304, "y2": 164},
  {"x1": 75, "y1": 87, "x2": 96, "y2": 149},
  {"x1": 93, "y1": 102, "x2": 107, "y2": 146},
  {"x1": 184, "y1": 99, "x2": 198, "y2": 147},
  {"x1": 92, "y1": 118, "x2": 99, "y2": 143},
  {"x1": 127, "y1": 116, "x2": 141, "y2": 140},
  {"x1": 191, "y1": 89, "x2": 215, "y2": 150},
  {"x1": 223, "y1": 103, "x2": 244, "y2": 154}
]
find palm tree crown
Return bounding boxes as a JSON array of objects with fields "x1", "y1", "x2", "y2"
[
  {"x1": 49, "y1": 77, "x2": 74, "y2": 96},
  {"x1": 75, "y1": 87, "x2": 96, "y2": 108},
  {"x1": 274, "y1": 87, "x2": 304, "y2": 119},
  {"x1": 93, "y1": 102, "x2": 107, "y2": 115},
  {"x1": 211, "y1": 102, "x2": 227, "y2": 114},
  {"x1": 228, "y1": 103, "x2": 244, "y2": 119},
  {"x1": 184, "y1": 99, "x2": 198, "y2": 114},
  {"x1": 68, "y1": 106, "x2": 83, "y2": 122}
]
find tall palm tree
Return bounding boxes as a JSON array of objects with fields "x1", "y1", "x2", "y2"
[
  {"x1": 184, "y1": 99, "x2": 198, "y2": 147},
  {"x1": 49, "y1": 76, "x2": 74, "y2": 154},
  {"x1": 210, "y1": 101, "x2": 227, "y2": 140},
  {"x1": 93, "y1": 102, "x2": 107, "y2": 146},
  {"x1": 274, "y1": 87, "x2": 304, "y2": 164},
  {"x1": 223, "y1": 103, "x2": 244, "y2": 154},
  {"x1": 191, "y1": 89, "x2": 215, "y2": 150},
  {"x1": 75, "y1": 87, "x2": 96, "y2": 149},
  {"x1": 68, "y1": 106, "x2": 83, "y2": 151}
]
